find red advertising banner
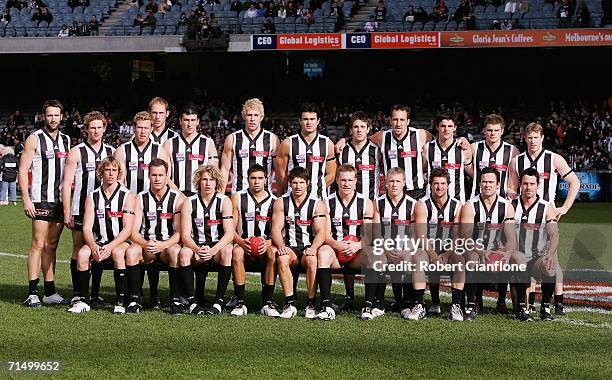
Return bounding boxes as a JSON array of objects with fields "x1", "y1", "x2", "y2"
[
  {"x1": 276, "y1": 33, "x2": 342, "y2": 50},
  {"x1": 370, "y1": 32, "x2": 439, "y2": 48},
  {"x1": 440, "y1": 29, "x2": 612, "y2": 48}
]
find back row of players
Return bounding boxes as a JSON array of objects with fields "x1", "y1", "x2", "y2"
[{"x1": 19, "y1": 98, "x2": 580, "y2": 321}]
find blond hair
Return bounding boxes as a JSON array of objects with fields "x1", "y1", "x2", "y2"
[
  {"x1": 84, "y1": 111, "x2": 107, "y2": 129},
  {"x1": 386, "y1": 167, "x2": 406, "y2": 181},
  {"x1": 524, "y1": 122, "x2": 544, "y2": 136},
  {"x1": 148, "y1": 96, "x2": 169, "y2": 111},
  {"x1": 96, "y1": 156, "x2": 122, "y2": 180},
  {"x1": 242, "y1": 98, "x2": 265, "y2": 118},
  {"x1": 133, "y1": 111, "x2": 152, "y2": 125},
  {"x1": 193, "y1": 165, "x2": 224, "y2": 193}
]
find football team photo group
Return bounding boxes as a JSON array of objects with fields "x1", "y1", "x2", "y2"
[{"x1": 16, "y1": 96, "x2": 583, "y2": 325}]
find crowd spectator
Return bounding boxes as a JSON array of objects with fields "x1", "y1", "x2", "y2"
[
  {"x1": 277, "y1": 4, "x2": 286, "y2": 18},
  {"x1": 244, "y1": 4, "x2": 258, "y2": 18},
  {"x1": 256, "y1": 2, "x2": 266, "y2": 17},
  {"x1": 403, "y1": 5, "x2": 415, "y2": 22},
  {"x1": 504, "y1": 0, "x2": 517, "y2": 13},
  {"x1": 1, "y1": 9, "x2": 11, "y2": 25},
  {"x1": 68, "y1": 0, "x2": 81, "y2": 9},
  {"x1": 261, "y1": 18, "x2": 275, "y2": 33},
  {"x1": 230, "y1": 0, "x2": 241, "y2": 13},
  {"x1": 158, "y1": 0, "x2": 170, "y2": 13},
  {"x1": 374, "y1": 1, "x2": 387, "y2": 21},
  {"x1": 518, "y1": 0, "x2": 529, "y2": 17},
  {"x1": 145, "y1": 0, "x2": 157, "y2": 13},
  {"x1": 431, "y1": 0, "x2": 449, "y2": 21},
  {"x1": 58, "y1": 24, "x2": 70, "y2": 36},
  {"x1": 89, "y1": 15, "x2": 99, "y2": 36},
  {"x1": 364, "y1": 16, "x2": 377, "y2": 31},
  {"x1": 303, "y1": 8, "x2": 314, "y2": 25},
  {"x1": 0, "y1": 146, "x2": 19, "y2": 206},
  {"x1": 414, "y1": 6, "x2": 428, "y2": 22},
  {"x1": 574, "y1": 3, "x2": 590, "y2": 27},
  {"x1": 557, "y1": 0, "x2": 571, "y2": 28},
  {"x1": 32, "y1": 7, "x2": 53, "y2": 25}
]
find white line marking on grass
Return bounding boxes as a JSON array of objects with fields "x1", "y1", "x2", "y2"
[
  {"x1": 0, "y1": 251, "x2": 70, "y2": 264},
  {"x1": 554, "y1": 319, "x2": 612, "y2": 329}
]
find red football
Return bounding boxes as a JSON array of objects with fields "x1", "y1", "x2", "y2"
[
  {"x1": 485, "y1": 251, "x2": 504, "y2": 272},
  {"x1": 249, "y1": 237, "x2": 263, "y2": 257},
  {"x1": 337, "y1": 235, "x2": 360, "y2": 264}
]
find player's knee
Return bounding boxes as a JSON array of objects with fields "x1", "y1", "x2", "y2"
[
  {"x1": 266, "y1": 247, "x2": 277, "y2": 262},
  {"x1": 179, "y1": 247, "x2": 194, "y2": 266},
  {"x1": 232, "y1": 246, "x2": 245, "y2": 262},
  {"x1": 303, "y1": 255, "x2": 317, "y2": 269},
  {"x1": 277, "y1": 255, "x2": 291, "y2": 270}
]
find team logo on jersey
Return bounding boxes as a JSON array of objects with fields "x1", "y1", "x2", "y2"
[
  {"x1": 207, "y1": 219, "x2": 221, "y2": 226},
  {"x1": 176, "y1": 153, "x2": 185, "y2": 162},
  {"x1": 56, "y1": 151, "x2": 68, "y2": 158},
  {"x1": 400, "y1": 151, "x2": 417, "y2": 158},
  {"x1": 194, "y1": 218, "x2": 204, "y2": 227},
  {"x1": 332, "y1": 217, "x2": 342, "y2": 226},
  {"x1": 256, "y1": 215, "x2": 270, "y2": 222},
  {"x1": 486, "y1": 223, "x2": 502, "y2": 230},
  {"x1": 96, "y1": 209, "x2": 105, "y2": 219},
  {"x1": 522, "y1": 222, "x2": 541, "y2": 230},
  {"x1": 239, "y1": 149, "x2": 249, "y2": 158},
  {"x1": 346, "y1": 220, "x2": 363, "y2": 225},
  {"x1": 296, "y1": 219, "x2": 312, "y2": 226},
  {"x1": 147, "y1": 211, "x2": 157, "y2": 221},
  {"x1": 45, "y1": 150, "x2": 55, "y2": 159},
  {"x1": 540, "y1": 172, "x2": 550, "y2": 179},
  {"x1": 128, "y1": 162, "x2": 139, "y2": 171},
  {"x1": 387, "y1": 151, "x2": 398, "y2": 159},
  {"x1": 245, "y1": 212, "x2": 255, "y2": 222},
  {"x1": 382, "y1": 217, "x2": 391, "y2": 224},
  {"x1": 108, "y1": 211, "x2": 123, "y2": 218},
  {"x1": 444, "y1": 163, "x2": 461, "y2": 170},
  {"x1": 85, "y1": 162, "x2": 96, "y2": 172},
  {"x1": 252, "y1": 150, "x2": 269, "y2": 157},
  {"x1": 140, "y1": 163, "x2": 149, "y2": 170},
  {"x1": 189, "y1": 154, "x2": 204, "y2": 161},
  {"x1": 160, "y1": 213, "x2": 173, "y2": 219},
  {"x1": 490, "y1": 164, "x2": 508, "y2": 171},
  {"x1": 395, "y1": 219, "x2": 410, "y2": 225},
  {"x1": 309, "y1": 156, "x2": 325, "y2": 163},
  {"x1": 359, "y1": 164, "x2": 375, "y2": 171},
  {"x1": 296, "y1": 154, "x2": 306, "y2": 164}
]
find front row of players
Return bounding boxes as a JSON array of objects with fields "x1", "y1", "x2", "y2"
[{"x1": 68, "y1": 156, "x2": 561, "y2": 322}]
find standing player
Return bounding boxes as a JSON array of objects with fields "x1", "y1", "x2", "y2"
[
  {"x1": 126, "y1": 159, "x2": 185, "y2": 313},
  {"x1": 115, "y1": 111, "x2": 172, "y2": 194},
  {"x1": 512, "y1": 168, "x2": 560, "y2": 321},
  {"x1": 276, "y1": 103, "x2": 336, "y2": 198},
  {"x1": 149, "y1": 97, "x2": 178, "y2": 145},
  {"x1": 178, "y1": 165, "x2": 234, "y2": 315},
  {"x1": 460, "y1": 167, "x2": 528, "y2": 321},
  {"x1": 414, "y1": 168, "x2": 464, "y2": 320},
  {"x1": 219, "y1": 98, "x2": 280, "y2": 193},
  {"x1": 19, "y1": 100, "x2": 71, "y2": 307},
  {"x1": 271, "y1": 167, "x2": 327, "y2": 319},
  {"x1": 423, "y1": 112, "x2": 473, "y2": 202},
  {"x1": 115, "y1": 111, "x2": 173, "y2": 307},
  {"x1": 62, "y1": 111, "x2": 115, "y2": 306},
  {"x1": 316, "y1": 164, "x2": 374, "y2": 321},
  {"x1": 68, "y1": 157, "x2": 136, "y2": 313},
  {"x1": 508, "y1": 122, "x2": 580, "y2": 315},
  {"x1": 373, "y1": 168, "x2": 425, "y2": 317},
  {"x1": 230, "y1": 164, "x2": 279, "y2": 317},
  {"x1": 335, "y1": 111, "x2": 381, "y2": 310},
  {"x1": 164, "y1": 104, "x2": 218, "y2": 196}
]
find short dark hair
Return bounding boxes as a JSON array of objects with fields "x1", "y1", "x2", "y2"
[
  {"x1": 480, "y1": 166, "x2": 500, "y2": 183},
  {"x1": 390, "y1": 104, "x2": 411, "y2": 118},
  {"x1": 435, "y1": 111, "x2": 454, "y2": 126},
  {"x1": 288, "y1": 166, "x2": 309, "y2": 183},
  {"x1": 520, "y1": 167, "x2": 540, "y2": 185},
  {"x1": 179, "y1": 104, "x2": 198, "y2": 118},
  {"x1": 42, "y1": 99, "x2": 63, "y2": 114},
  {"x1": 429, "y1": 168, "x2": 450, "y2": 184},
  {"x1": 299, "y1": 102, "x2": 320, "y2": 119},
  {"x1": 148, "y1": 158, "x2": 168, "y2": 173},
  {"x1": 350, "y1": 111, "x2": 371, "y2": 130},
  {"x1": 247, "y1": 163, "x2": 267, "y2": 178}
]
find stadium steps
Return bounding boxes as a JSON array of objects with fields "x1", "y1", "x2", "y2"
[
  {"x1": 100, "y1": 0, "x2": 133, "y2": 35},
  {"x1": 345, "y1": 0, "x2": 378, "y2": 32}
]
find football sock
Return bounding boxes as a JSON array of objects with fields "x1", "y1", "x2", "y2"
[
  {"x1": 528, "y1": 291, "x2": 536, "y2": 307},
  {"x1": 113, "y1": 269, "x2": 126, "y2": 306},
  {"x1": 262, "y1": 284, "x2": 275, "y2": 305},
  {"x1": 77, "y1": 269, "x2": 90, "y2": 302},
  {"x1": 364, "y1": 269, "x2": 379, "y2": 306},
  {"x1": 375, "y1": 281, "x2": 387, "y2": 308},
  {"x1": 235, "y1": 284, "x2": 246, "y2": 302},
  {"x1": 179, "y1": 265, "x2": 195, "y2": 299},
  {"x1": 168, "y1": 267, "x2": 179, "y2": 302},
  {"x1": 403, "y1": 282, "x2": 414, "y2": 306},
  {"x1": 43, "y1": 280, "x2": 55, "y2": 297},
  {"x1": 497, "y1": 282, "x2": 507, "y2": 303},
  {"x1": 28, "y1": 278, "x2": 39, "y2": 296},
  {"x1": 139, "y1": 265, "x2": 146, "y2": 297},
  {"x1": 307, "y1": 297, "x2": 316, "y2": 307},
  {"x1": 194, "y1": 266, "x2": 208, "y2": 305},
  {"x1": 414, "y1": 289, "x2": 425, "y2": 305},
  {"x1": 345, "y1": 286, "x2": 355, "y2": 300},
  {"x1": 554, "y1": 294, "x2": 563, "y2": 305},
  {"x1": 126, "y1": 264, "x2": 141, "y2": 302},
  {"x1": 429, "y1": 272, "x2": 440, "y2": 305},
  {"x1": 214, "y1": 265, "x2": 232, "y2": 304},
  {"x1": 542, "y1": 277, "x2": 556, "y2": 308},
  {"x1": 147, "y1": 266, "x2": 160, "y2": 300},
  {"x1": 70, "y1": 258, "x2": 79, "y2": 297},
  {"x1": 285, "y1": 294, "x2": 296, "y2": 305},
  {"x1": 514, "y1": 282, "x2": 527, "y2": 308},
  {"x1": 317, "y1": 268, "x2": 332, "y2": 306},
  {"x1": 90, "y1": 261, "x2": 103, "y2": 297},
  {"x1": 451, "y1": 287, "x2": 463, "y2": 305},
  {"x1": 291, "y1": 268, "x2": 299, "y2": 295}
]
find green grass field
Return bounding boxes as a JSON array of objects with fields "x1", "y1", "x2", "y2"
[{"x1": 0, "y1": 202, "x2": 611, "y2": 379}]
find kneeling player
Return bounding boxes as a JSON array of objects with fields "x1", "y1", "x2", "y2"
[
  {"x1": 513, "y1": 168, "x2": 560, "y2": 321},
  {"x1": 271, "y1": 167, "x2": 327, "y2": 319},
  {"x1": 127, "y1": 159, "x2": 185, "y2": 314},
  {"x1": 230, "y1": 164, "x2": 279, "y2": 317},
  {"x1": 414, "y1": 168, "x2": 464, "y2": 321},
  {"x1": 317, "y1": 164, "x2": 374, "y2": 320},
  {"x1": 69, "y1": 157, "x2": 135, "y2": 313},
  {"x1": 179, "y1": 165, "x2": 234, "y2": 315}
]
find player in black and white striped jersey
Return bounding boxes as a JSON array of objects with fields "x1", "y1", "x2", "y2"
[
  {"x1": 19, "y1": 100, "x2": 71, "y2": 308},
  {"x1": 68, "y1": 157, "x2": 136, "y2": 314},
  {"x1": 271, "y1": 166, "x2": 327, "y2": 319},
  {"x1": 460, "y1": 167, "x2": 529, "y2": 321},
  {"x1": 62, "y1": 111, "x2": 115, "y2": 307},
  {"x1": 423, "y1": 112, "x2": 474, "y2": 203},
  {"x1": 219, "y1": 98, "x2": 280, "y2": 194},
  {"x1": 163, "y1": 104, "x2": 218, "y2": 196},
  {"x1": 127, "y1": 159, "x2": 186, "y2": 314},
  {"x1": 115, "y1": 111, "x2": 173, "y2": 195},
  {"x1": 276, "y1": 102, "x2": 337, "y2": 199},
  {"x1": 316, "y1": 164, "x2": 374, "y2": 321},
  {"x1": 507, "y1": 122, "x2": 580, "y2": 316},
  {"x1": 178, "y1": 165, "x2": 234, "y2": 316},
  {"x1": 149, "y1": 97, "x2": 178, "y2": 145},
  {"x1": 229, "y1": 164, "x2": 278, "y2": 317},
  {"x1": 414, "y1": 168, "x2": 464, "y2": 321},
  {"x1": 512, "y1": 168, "x2": 560, "y2": 321}
]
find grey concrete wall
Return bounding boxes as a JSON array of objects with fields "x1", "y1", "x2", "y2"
[{"x1": 0, "y1": 36, "x2": 186, "y2": 54}]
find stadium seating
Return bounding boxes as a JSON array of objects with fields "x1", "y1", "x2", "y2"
[{"x1": 361, "y1": 0, "x2": 604, "y2": 32}]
